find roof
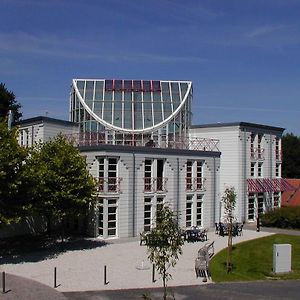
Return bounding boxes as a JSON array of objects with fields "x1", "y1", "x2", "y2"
[
  {"x1": 281, "y1": 179, "x2": 300, "y2": 207},
  {"x1": 16, "y1": 116, "x2": 77, "y2": 127},
  {"x1": 72, "y1": 79, "x2": 192, "y2": 134},
  {"x1": 191, "y1": 122, "x2": 285, "y2": 132}
]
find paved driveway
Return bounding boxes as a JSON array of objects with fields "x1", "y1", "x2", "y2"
[{"x1": 64, "y1": 280, "x2": 300, "y2": 300}]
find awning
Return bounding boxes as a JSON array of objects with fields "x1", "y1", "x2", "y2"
[{"x1": 247, "y1": 178, "x2": 296, "y2": 193}]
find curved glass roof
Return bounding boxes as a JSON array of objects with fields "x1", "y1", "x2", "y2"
[{"x1": 72, "y1": 79, "x2": 192, "y2": 134}]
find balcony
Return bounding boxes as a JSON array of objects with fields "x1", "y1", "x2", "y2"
[
  {"x1": 66, "y1": 132, "x2": 220, "y2": 152},
  {"x1": 275, "y1": 150, "x2": 282, "y2": 161},
  {"x1": 185, "y1": 177, "x2": 206, "y2": 192},
  {"x1": 250, "y1": 148, "x2": 265, "y2": 160},
  {"x1": 144, "y1": 177, "x2": 168, "y2": 193},
  {"x1": 97, "y1": 177, "x2": 122, "y2": 193}
]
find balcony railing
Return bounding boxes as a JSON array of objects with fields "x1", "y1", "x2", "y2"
[
  {"x1": 65, "y1": 132, "x2": 220, "y2": 152},
  {"x1": 185, "y1": 177, "x2": 206, "y2": 191},
  {"x1": 275, "y1": 150, "x2": 282, "y2": 161},
  {"x1": 144, "y1": 177, "x2": 168, "y2": 193},
  {"x1": 250, "y1": 148, "x2": 265, "y2": 160},
  {"x1": 97, "y1": 177, "x2": 122, "y2": 193}
]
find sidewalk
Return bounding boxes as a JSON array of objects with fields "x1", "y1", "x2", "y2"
[{"x1": 1, "y1": 229, "x2": 273, "y2": 292}]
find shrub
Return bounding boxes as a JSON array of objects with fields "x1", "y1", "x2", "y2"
[{"x1": 261, "y1": 206, "x2": 300, "y2": 229}]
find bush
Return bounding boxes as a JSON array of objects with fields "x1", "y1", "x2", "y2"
[{"x1": 261, "y1": 206, "x2": 300, "y2": 229}]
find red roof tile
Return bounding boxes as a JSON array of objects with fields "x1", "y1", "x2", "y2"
[{"x1": 281, "y1": 179, "x2": 300, "y2": 207}]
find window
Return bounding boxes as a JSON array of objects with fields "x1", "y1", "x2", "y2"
[
  {"x1": 156, "y1": 196, "x2": 164, "y2": 213},
  {"x1": 251, "y1": 162, "x2": 256, "y2": 177},
  {"x1": 248, "y1": 193, "x2": 255, "y2": 221},
  {"x1": 186, "y1": 160, "x2": 204, "y2": 191},
  {"x1": 107, "y1": 199, "x2": 117, "y2": 237},
  {"x1": 257, "y1": 193, "x2": 264, "y2": 215},
  {"x1": 275, "y1": 137, "x2": 281, "y2": 160},
  {"x1": 97, "y1": 157, "x2": 120, "y2": 193},
  {"x1": 257, "y1": 134, "x2": 263, "y2": 159},
  {"x1": 144, "y1": 197, "x2": 152, "y2": 232},
  {"x1": 144, "y1": 159, "x2": 153, "y2": 192},
  {"x1": 186, "y1": 161, "x2": 193, "y2": 190},
  {"x1": 98, "y1": 198, "x2": 118, "y2": 238},
  {"x1": 186, "y1": 195, "x2": 193, "y2": 227},
  {"x1": 275, "y1": 163, "x2": 281, "y2": 177},
  {"x1": 98, "y1": 198, "x2": 104, "y2": 236},
  {"x1": 250, "y1": 133, "x2": 255, "y2": 159},
  {"x1": 196, "y1": 161, "x2": 203, "y2": 190},
  {"x1": 273, "y1": 192, "x2": 280, "y2": 208},
  {"x1": 196, "y1": 195, "x2": 203, "y2": 227},
  {"x1": 258, "y1": 162, "x2": 263, "y2": 177}
]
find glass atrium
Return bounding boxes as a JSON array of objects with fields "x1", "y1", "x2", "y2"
[{"x1": 70, "y1": 79, "x2": 193, "y2": 146}]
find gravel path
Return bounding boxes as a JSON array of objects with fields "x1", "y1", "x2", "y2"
[{"x1": 1, "y1": 229, "x2": 273, "y2": 292}]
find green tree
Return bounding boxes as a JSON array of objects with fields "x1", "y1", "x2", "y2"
[
  {"x1": 282, "y1": 133, "x2": 300, "y2": 178},
  {"x1": 146, "y1": 204, "x2": 184, "y2": 300},
  {"x1": 0, "y1": 83, "x2": 22, "y2": 123},
  {"x1": 0, "y1": 121, "x2": 28, "y2": 225},
  {"x1": 26, "y1": 134, "x2": 96, "y2": 237},
  {"x1": 222, "y1": 187, "x2": 237, "y2": 273}
]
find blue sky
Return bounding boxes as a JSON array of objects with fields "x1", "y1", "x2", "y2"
[{"x1": 1, "y1": 0, "x2": 300, "y2": 134}]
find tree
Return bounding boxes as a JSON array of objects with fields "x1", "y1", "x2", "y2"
[
  {"x1": 26, "y1": 134, "x2": 97, "y2": 237},
  {"x1": 0, "y1": 121, "x2": 28, "y2": 225},
  {"x1": 222, "y1": 187, "x2": 237, "y2": 273},
  {"x1": 0, "y1": 83, "x2": 22, "y2": 123},
  {"x1": 282, "y1": 133, "x2": 300, "y2": 178},
  {"x1": 146, "y1": 204, "x2": 184, "y2": 300}
]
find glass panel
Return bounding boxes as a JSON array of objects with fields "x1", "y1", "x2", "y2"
[
  {"x1": 152, "y1": 81, "x2": 161, "y2": 92},
  {"x1": 133, "y1": 80, "x2": 142, "y2": 91},
  {"x1": 95, "y1": 81, "x2": 104, "y2": 100},
  {"x1": 124, "y1": 80, "x2": 132, "y2": 92},
  {"x1": 134, "y1": 92, "x2": 143, "y2": 129},
  {"x1": 76, "y1": 80, "x2": 85, "y2": 96},
  {"x1": 103, "y1": 91, "x2": 112, "y2": 123},
  {"x1": 124, "y1": 92, "x2": 132, "y2": 129},
  {"x1": 114, "y1": 80, "x2": 122, "y2": 91},
  {"x1": 171, "y1": 82, "x2": 180, "y2": 107},
  {"x1": 180, "y1": 82, "x2": 188, "y2": 99},
  {"x1": 143, "y1": 92, "x2": 152, "y2": 128},
  {"x1": 85, "y1": 81, "x2": 94, "y2": 109},
  {"x1": 114, "y1": 91, "x2": 122, "y2": 127},
  {"x1": 105, "y1": 80, "x2": 113, "y2": 91},
  {"x1": 143, "y1": 81, "x2": 151, "y2": 92}
]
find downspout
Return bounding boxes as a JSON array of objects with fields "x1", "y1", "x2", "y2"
[
  {"x1": 133, "y1": 153, "x2": 136, "y2": 237},
  {"x1": 243, "y1": 128, "x2": 247, "y2": 223},
  {"x1": 176, "y1": 158, "x2": 180, "y2": 223},
  {"x1": 213, "y1": 156, "x2": 216, "y2": 224}
]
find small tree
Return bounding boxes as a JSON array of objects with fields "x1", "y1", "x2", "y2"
[
  {"x1": 146, "y1": 204, "x2": 184, "y2": 300},
  {"x1": 26, "y1": 134, "x2": 97, "y2": 238},
  {"x1": 222, "y1": 187, "x2": 237, "y2": 273}
]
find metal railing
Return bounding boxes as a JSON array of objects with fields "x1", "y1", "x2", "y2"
[
  {"x1": 144, "y1": 177, "x2": 168, "y2": 193},
  {"x1": 65, "y1": 132, "x2": 220, "y2": 152},
  {"x1": 250, "y1": 148, "x2": 265, "y2": 160},
  {"x1": 97, "y1": 177, "x2": 122, "y2": 193},
  {"x1": 185, "y1": 177, "x2": 206, "y2": 192}
]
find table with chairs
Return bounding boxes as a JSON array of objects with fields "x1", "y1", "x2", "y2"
[{"x1": 215, "y1": 222, "x2": 243, "y2": 237}]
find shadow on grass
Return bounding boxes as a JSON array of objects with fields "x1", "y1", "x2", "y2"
[{"x1": 0, "y1": 234, "x2": 108, "y2": 264}]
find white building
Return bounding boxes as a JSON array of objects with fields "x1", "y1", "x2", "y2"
[
  {"x1": 190, "y1": 122, "x2": 293, "y2": 223},
  {"x1": 15, "y1": 79, "x2": 221, "y2": 239},
  {"x1": 13, "y1": 80, "x2": 293, "y2": 239}
]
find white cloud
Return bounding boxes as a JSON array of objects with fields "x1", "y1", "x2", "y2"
[{"x1": 245, "y1": 24, "x2": 285, "y2": 38}]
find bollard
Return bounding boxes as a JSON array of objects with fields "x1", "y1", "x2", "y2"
[
  {"x1": 104, "y1": 265, "x2": 108, "y2": 285},
  {"x1": 2, "y1": 272, "x2": 5, "y2": 293},
  {"x1": 54, "y1": 267, "x2": 57, "y2": 288},
  {"x1": 152, "y1": 264, "x2": 156, "y2": 283}
]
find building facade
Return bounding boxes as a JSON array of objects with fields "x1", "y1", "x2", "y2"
[
  {"x1": 190, "y1": 122, "x2": 293, "y2": 223},
  {"x1": 15, "y1": 79, "x2": 221, "y2": 239}
]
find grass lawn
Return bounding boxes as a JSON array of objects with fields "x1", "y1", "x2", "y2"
[{"x1": 210, "y1": 234, "x2": 300, "y2": 282}]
